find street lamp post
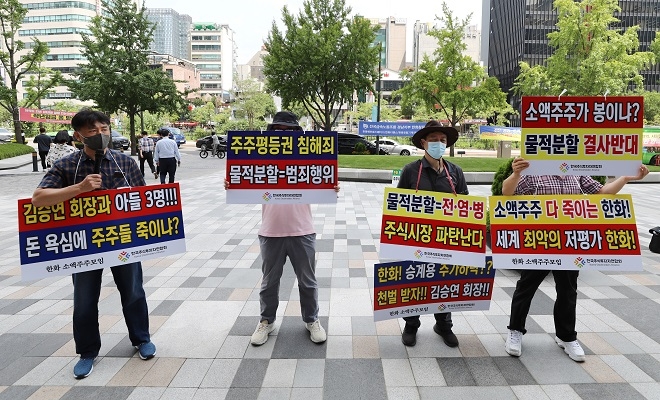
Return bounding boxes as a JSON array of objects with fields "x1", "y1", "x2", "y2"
[{"x1": 376, "y1": 43, "x2": 382, "y2": 155}]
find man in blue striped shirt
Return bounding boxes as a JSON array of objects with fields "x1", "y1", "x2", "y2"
[
  {"x1": 154, "y1": 128, "x2": 181, "y2": 184},
  {"x1": 138, "y1": 131, "x2": 157, "y2": 179}
]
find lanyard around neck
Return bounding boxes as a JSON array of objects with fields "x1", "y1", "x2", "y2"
[{"x1": 415, "y1": 159, "x2": 456, "y2": 195}]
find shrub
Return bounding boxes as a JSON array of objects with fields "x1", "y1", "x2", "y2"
[
  {"x1": 0, "y1": 143, "x2": 35, "y2": 160},
  {"x1": 353, "y1": 142, "x2": 368, "y2": 154},
  {"x1": 491, "y1": 157, "x2": 514, "y2": 195}
]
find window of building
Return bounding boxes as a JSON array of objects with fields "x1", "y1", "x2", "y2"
[{"x1": 25, "y1": 1, "x2": 96, "y2": 11}]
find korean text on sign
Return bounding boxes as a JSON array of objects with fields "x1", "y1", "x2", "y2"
[
  {"x1": 373, "y1": 257, "x2": 495, "y2": 321},
  {"x1": 488, "y1": 194, "x2": 641, "y2": 271},
  {"x1": 18, "y1": 183, "x2": 186, "y2": 280},
  {"x1": 226, "y1": 130, "x2": 338, "y2": 204}
]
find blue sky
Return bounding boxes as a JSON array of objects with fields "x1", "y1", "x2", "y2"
[{"x1": 144, "y1": 0, "x2": 484, "y2": 64}]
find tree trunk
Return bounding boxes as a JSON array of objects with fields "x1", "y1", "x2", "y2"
[
  {"x1": 129, "y1": 113, "x2": 137, "y2": 156},
  {"x1": 12, "y1": 107, "x2": 23, "y2": 144}
]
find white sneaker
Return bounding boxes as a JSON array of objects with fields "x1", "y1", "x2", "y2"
[
  {"x1": 505, "y1": 329, "x2": 522, "y2": 357},
  {"x1": 555, "y1": 336, "x2": 585, "y2": 362},
  {"x1": 306, "y1": 320, "x2": 327, "y2": 343},
  {"x1": 250, "y1": 321, "x2": 275, "y2": 346}
]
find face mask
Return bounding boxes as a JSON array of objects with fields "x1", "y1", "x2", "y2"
[
  {"x1": 426, "y1": 141, "x2": 446, "y2": 159},
  {"x1": 81, "y1": 133, "x2": 110, "y2": 151}
]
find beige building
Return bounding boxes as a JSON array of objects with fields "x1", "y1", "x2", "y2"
[
  {"x1": 147, "y1": 54, "x2": 200, "y2": 100},
  {"x1": 369, "y1": 17, "x2": 407, "y2": 72},
  {"x1": 190, "y1": 23, "x2": 237, "y2": 99},
  {"x1": 9, "y1": 0, "x2": 106, "y2": 106},
  {"x1": 412, "y1": 22, "x2": 482, "y2": 69}
]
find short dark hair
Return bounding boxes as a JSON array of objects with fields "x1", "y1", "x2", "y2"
[
  {"x1": 157, "y1": 128, "x2": 169, "y2": 136},
  {"x1": 54, "y1": 130, "x2": 70, "y2": 144},
  {"x1": 39, "y1": 127, "x2": 46, "y2": 133},
  {"x1": 141, "y1": 131, "x2": 148, "y2": 135},
  {"x1": 71, "y1": 109, "x2": 111, "y2": 132}
]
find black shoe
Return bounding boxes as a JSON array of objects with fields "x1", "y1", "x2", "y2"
[
  {"x1": 401, "y1": 325, "x2": 418, "y2": 347},
  {"x1": 433, "y1": 324, "x2": 459, "y2": 347}
]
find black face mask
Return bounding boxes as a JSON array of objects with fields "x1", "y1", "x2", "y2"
[{"x1": 81, "y1": 133, "x2": 111, "y2": 151}]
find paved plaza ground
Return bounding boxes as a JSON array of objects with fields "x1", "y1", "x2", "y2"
[{"x1": 0, "y1": 147, "x2": 659, "y2": 400}]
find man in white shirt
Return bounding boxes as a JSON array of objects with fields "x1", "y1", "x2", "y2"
[{"x1": 153, "y1": 128, "x2": 181, "y2": 184}]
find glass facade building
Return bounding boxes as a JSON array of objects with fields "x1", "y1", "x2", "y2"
[
  {"x1": 488, "y1": 0, "x2": 660, "y2": 104},
  {"x1": 145, "y1": 8, "x2": 192, "y2": 61}
]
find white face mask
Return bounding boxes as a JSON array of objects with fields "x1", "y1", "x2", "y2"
[{"x1": 426, "y1": 141, "x2": 446, "y2": 159}]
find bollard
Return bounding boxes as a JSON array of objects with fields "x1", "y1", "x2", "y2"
[{"x1": 32, "y1": 152, "x2": 39, "y2": 172}]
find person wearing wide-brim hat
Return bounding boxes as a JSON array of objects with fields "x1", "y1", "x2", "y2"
[
  {"x1": 396, "y1": 120, "x2": 468, "y2": 348},
  {"x1": 266, "y1": 111, "x2": 303, "y2": 131}
]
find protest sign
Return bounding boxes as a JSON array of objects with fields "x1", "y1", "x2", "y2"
[
  {"x1": 489, "y1": 194, "x2": 641, "y2": 271},
  {"x1": 521, "y1": 96, "x2": 643, "y2": 176},
  {"x1": 373, "y1": 257, "x2": 495, "y2": 321},
  {"x1": 380, "y1": 187, "x2": 487, "y2": 268},
  {"x1": 226, "y1": 131, "x2": 338, "y2": 204},
  {"x1": 18, "y1": 183, "x2": 185, "y2": 281}
]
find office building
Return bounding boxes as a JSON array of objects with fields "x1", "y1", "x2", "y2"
[
  {"x1": 412, "y1": 22, "x2": 481, "y2": 69},
  {"x1": 487, "y1": 0, "x2": 660, "y2": 102},
  {"x1": 190, "y1": 23, "x2": 237, "y2": 99},
  {"x1": 145, "y1": 8, "x2": 192, "y2": 60},
  {"x1": 369, "y1": 17, "x2": 407, "y2": 71},
  {"x1": 147, "y1": 53, "x2": 200, "y2": 99}
]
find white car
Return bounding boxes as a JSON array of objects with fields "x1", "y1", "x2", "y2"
[
  {"x1": 0, "y1": 127, "x2": 13, "y2": 142},
  {"x1": 373, "y1": 138, "x2": 421, "y2": 156}
]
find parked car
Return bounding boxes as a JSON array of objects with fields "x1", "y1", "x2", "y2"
[
  {"x1": 0, "y1": 128, "x2": 13, "y2": 142},
  {"x1": 373, "y1": 138, "x2": 421, "y2": 156},
  {"x1": 111, "y1": 130, "x2": 130, "y2": 150},
  {"x1": 159, "y1": 127, "x2": 186, "y2": 147},
  {"x1": 337, "y1": 133, "x2": 387, "y2": 155},
  {"x1": 196, "y1": 134, "x2": 227, "y2": 151}
]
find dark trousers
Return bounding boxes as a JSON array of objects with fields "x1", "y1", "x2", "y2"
[
  {"x1": 158, "y1": 157, "x2": 177, "y2": 184},
  {"x1": 139, "y1": 151, "x2": 156, "y2": 176},
  {"x1": 403, "y1": 312, "x2": 453, "y2": 331},
  {"x1": 39, "y1": 151, "x2": 48, "y2": 169},
  {"x1": 72, "y1": 262, "x2": 150, "y2": 358},
  {"x1": 507, "y1": 269, "x2": 579, "y2": 342}
]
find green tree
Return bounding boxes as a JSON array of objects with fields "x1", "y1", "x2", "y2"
[
  {"x1": 21, "y1": 62, "x2": 62, "y2": 110},
  {"x1": 513, "y1": 0, "x2": 656, "y2": 96},
  {"x1": 642, "y1": 91, "x2": 660, "y2": 125},
  {"x1": 68, "y1": 0, "x2": 185, "y2": 155},
  {"x1": 345, "y1": 101, "x2": 401, "y2": 123},
  {"x1": 395, "y1": 3, "x2": 511, "y2": 156},
  {"x1": 0, "y1": 0, "x2": 59, "y2": 142},
  {"x1": 233, "y1": 79, "x2": 276, "y2": 129},
  {"x1": 263, "y1": 0, "x2": 379, "y2": 131}
]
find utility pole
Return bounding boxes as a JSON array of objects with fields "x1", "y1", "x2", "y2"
[{"x1": 376, "y1": 43, "x2": 382, "y2": 155}]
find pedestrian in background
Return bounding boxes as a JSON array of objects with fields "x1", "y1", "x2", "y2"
[
  {"x1": 33, "y1": 127, "x2": 53, "y2": 171},
  {"x1": 211, "y1": 131, "x2": 220, "y2": 157},
  {"x1": 46, "y1": 129, "x2": 77, "y2": 167},
  {"x1": 154, "y1": 128, "x2": 181, "y2": 184},
  {"x1": 138, "y1": 131, "x2": 157, "y2": 179}
]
